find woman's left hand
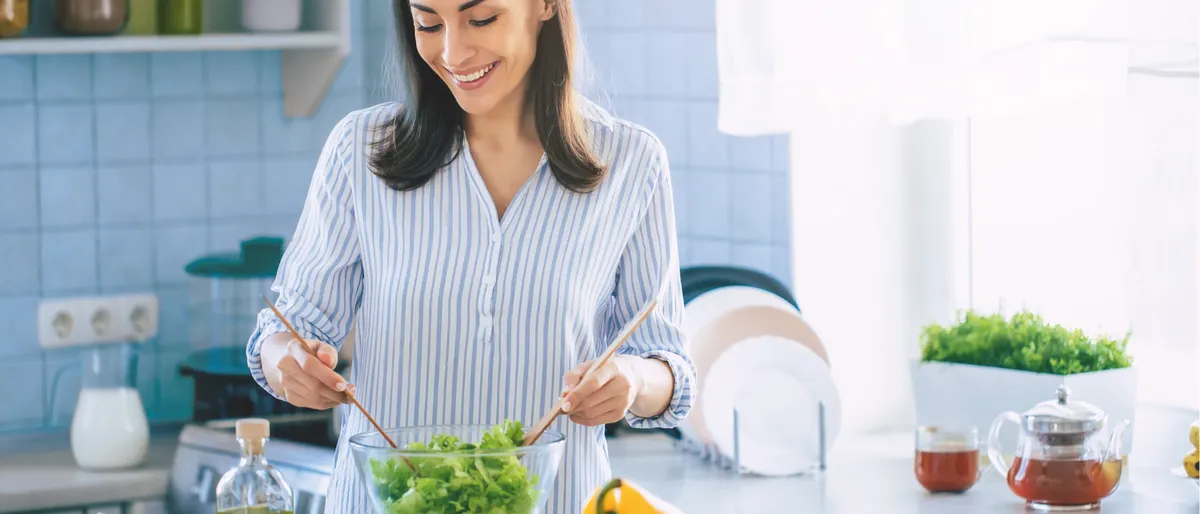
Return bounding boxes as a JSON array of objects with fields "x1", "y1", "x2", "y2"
[{"x1": 560, "y1": 355, "x2": 642, "y2": 426}]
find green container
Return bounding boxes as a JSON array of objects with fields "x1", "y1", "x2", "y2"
[
  {"x1": 159, "y1": 0, "x2": 202, "y2": 35},
  {"x1": 123, "y1": 0, "x2": 158, "y2": 34},
  {"x1": 185, "y1": 237, "x2": 286, "y2": 350}
]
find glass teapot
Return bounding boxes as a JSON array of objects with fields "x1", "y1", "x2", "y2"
[{"x1": 987, "y1": 385, "x2": 1129, "y2": 511}]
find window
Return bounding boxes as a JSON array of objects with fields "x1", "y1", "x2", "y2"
[{"x1": 962, "y1": 68, "x2": 1198, "y2": 410}]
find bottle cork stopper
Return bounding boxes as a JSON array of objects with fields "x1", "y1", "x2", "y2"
[{"x1": 236, "y1": 418, "x2": 270, "y2": 440}]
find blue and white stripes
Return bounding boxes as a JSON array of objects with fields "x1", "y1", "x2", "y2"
[{"x1": 246, "y1": 100, "x2": 696, "y2": 513}]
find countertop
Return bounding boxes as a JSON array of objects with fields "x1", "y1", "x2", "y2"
[
  {"x1": 2, "y1": 411, "x2": 1197, "y2": 514},
  {"x1": 607, "y1": 431, "x2": 1200, "y2": 514},
  {"x1": 0, "y1": 429, "x2": 178, "y2": 513}
]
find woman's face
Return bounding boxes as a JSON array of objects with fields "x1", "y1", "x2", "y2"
[{"x1": 409, "y1": 0, "x2": 554, "y2": 116}]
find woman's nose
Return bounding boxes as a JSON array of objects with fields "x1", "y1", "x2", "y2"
[{"x1": 441, "y1": 27, "x2": 475, "y2": 68}]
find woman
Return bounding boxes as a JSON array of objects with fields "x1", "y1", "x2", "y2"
[{"x1": 246, "y1": 0, "x2": 695, "y2": 511}]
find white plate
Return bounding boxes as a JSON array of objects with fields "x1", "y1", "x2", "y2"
[
  {"x1": 682, "y1": 286, "x2": 797, "y2": 338},
  {"x1": 679, "y1": 286, "x2": 802, "y2": 444},
  {"x1": 701, "y1": 335, "x2": 842, "y2": 476},
  {"x1": 685, "y1": 305, "x2": 829, "y2": 445}
]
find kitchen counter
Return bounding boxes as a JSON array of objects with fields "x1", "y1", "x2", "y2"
[
  {"x1": 0, "y1": 430, "x2": 177, "y2": 513},
  {"x1": 2, "y1": 407, "x2": 1196, "y2": 514},
  {"x1": 608, "y1": 431, "x2": 1199, "y2": 514}
]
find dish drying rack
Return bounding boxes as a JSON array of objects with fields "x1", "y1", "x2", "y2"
[{"x1": 673, "y1": 402, "x2": 828, "y2": 477}]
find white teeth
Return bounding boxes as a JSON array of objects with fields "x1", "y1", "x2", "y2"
[{"x1": 453, "y1": 63, "x2": 494, "y2": 83}]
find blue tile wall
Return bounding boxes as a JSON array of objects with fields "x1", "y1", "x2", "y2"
[
  {"x1": 0, "y1": 22, "x2": 367, "y2": 432},
  {"x1": 0, "y1": 0, "x2": 791, "y2": 435}
]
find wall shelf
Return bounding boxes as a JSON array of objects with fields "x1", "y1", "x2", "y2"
[
  {"x1": 0, "y1": 32, "x2": 341, "y2": 55},
  {"x1": 0, "y1": 0, "x2": 351, "y2": 118}
]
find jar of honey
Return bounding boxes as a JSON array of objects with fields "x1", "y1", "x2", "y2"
[{"x1": 0, "y1": 0, "x2": 30, "y2": 38}]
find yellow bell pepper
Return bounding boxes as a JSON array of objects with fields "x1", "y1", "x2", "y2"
[
  {"x1": 1184, "y1": 451, "x2": 1199, "y2": 479},
  {"x1": 583, "y1": 478, "x2": 685, "y2": 514}
]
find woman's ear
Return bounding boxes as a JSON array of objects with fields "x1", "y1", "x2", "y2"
[{"x1": 538, "y1": 0, "x2": 556, "y2": 22}]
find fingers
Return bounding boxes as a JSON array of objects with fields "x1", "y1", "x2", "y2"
[
  {"x1": 282, "y1": 367, "x2": 346, "y2": 405},
  {"x1": 568, "y1": 396, "x2": 627, "y2": 426},
  {"x1": 562, "y1": 361, "x2": 589, "y2": 391},
  {"x1": 562, "y1": 360, "x2": 615, "y2": 413},
  {"x1": 275, "y1": 338, "x2": 350, "y2": 410},
  {"x1": 574, "y1": 378, "x2": 631, "y2": 413},
  {"x1": 313, "y1": 339, "x2": 340, "y2": 369}
]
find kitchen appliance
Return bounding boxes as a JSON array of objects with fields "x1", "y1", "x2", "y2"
[
  {"x1": 988, "y1": 385, "x2": 1131, "y2": 511},
  {"x1": 48, "y1": 341, "x2": 150, "y2": 471},
  {"x1": 169, "y1": 414, "x2": 336, "y2": 514},
  {"x1": 178, "y1": 345, "x2": 348, "y2": 422},
  {"x1": 186, "y1": 236, "x2": 284, "y2": 352},
  {"x1": 182, "y1": 237, "x2": 304, "y2": 421}
]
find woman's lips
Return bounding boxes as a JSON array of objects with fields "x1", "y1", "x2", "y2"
[{"x1": 446, "y1": 62, "x2": 497, "y2": 90}]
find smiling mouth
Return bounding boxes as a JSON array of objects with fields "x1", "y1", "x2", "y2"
[{"x1": 448, "y1": 62, "x2": 497, "y2": 84}]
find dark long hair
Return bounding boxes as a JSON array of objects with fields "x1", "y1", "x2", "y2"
[{"x1": 369, "y1": 0, "x2": 606, "y2": 193}]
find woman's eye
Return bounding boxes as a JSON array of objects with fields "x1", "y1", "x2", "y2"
[
  {"x1": 416, "y1": 23, "x2": 442, "y2": 33},
  {"x1": 469, "y1": 15, "x2": 498, "y2": 27}
]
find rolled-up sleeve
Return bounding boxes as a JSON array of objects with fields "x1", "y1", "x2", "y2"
[
  {"x1": 613, "y1": 141, "x2": 697, "y2": 430},
  {"x1": 247, "y1": 113, "x2": 364, "y2": 400}
]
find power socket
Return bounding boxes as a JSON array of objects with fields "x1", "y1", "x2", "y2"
[{"x1": 38, "y1": 294, "x2": 160, "y2": 349}]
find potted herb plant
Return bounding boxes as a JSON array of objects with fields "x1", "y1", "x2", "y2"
[{"x1": 911, "y1": 309, "x2": 1138, "y2": 457}]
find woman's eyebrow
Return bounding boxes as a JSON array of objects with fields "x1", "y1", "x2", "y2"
[{"x1": 411, "y1": 0, "x2": 487, "y2": 14}]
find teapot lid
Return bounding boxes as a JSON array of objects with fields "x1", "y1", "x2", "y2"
[{"x1": 1022, "y1": 385, "x2": 1104, "y2": 435}]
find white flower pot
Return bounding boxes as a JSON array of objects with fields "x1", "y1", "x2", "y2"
[{"x1": 910, "y1": 361, "x2": 1139, "y2": 460}]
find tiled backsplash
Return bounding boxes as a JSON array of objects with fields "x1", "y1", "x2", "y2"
[{"x1": 0, "y1": 0, "x2": 791, "y2": 434}]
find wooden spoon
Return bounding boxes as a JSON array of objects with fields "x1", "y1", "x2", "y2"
[
  {"x1": 521, "y1": 298, "x2": 659, "y2": 446},
  {"x1": 261, "y1": 296, "x2": 419, "y2": 474}
]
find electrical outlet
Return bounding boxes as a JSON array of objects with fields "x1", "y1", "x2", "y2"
[{"x1": 38, "y1": 294, "x2": 160, "y2": 349}]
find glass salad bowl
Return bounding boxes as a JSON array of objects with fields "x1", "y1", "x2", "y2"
[{"x1": 349, "y1": 422, "x2": 566, "y2": 514}]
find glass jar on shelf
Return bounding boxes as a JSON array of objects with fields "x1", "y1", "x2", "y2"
[
  {"x1": 56, "y1": 0, "x2": 130, "y2": 36},
  {"x1": 122, "y1": 0, "x2": 157, "y2": 35},
  {"x1": 0, "y1": 0, "x2": 30, "y2": 38},
  {"x1": 158, "y1": 0, "x2": 202, "y2": 35}
]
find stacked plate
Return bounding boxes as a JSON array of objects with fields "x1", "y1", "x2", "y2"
[{"x1": 681, "y1": 283, "x2": 842, "y2": 477}]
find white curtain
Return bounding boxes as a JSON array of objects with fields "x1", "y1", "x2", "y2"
[
  {"x1": 717, "y1": 0, "x2": 1132, "y2": 135},
  {"x1": 717, "y1": 0, "x2": 1197, "y2": 433}
]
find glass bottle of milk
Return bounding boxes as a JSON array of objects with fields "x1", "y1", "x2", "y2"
[
  {"x1": 49, "y1": 342, "x2": 150, "y2": 470},
  {"x1": 216, "y1": 418, "x2": 295, "y2": 514}
]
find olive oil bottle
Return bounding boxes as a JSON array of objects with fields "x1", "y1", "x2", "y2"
[{"x1": 215, "y1": 419, "x2": 295, "y2": 514}]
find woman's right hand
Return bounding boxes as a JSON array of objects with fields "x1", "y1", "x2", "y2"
[{"x1": 261, "y1": 335, "x2": 354, "y2": 410}]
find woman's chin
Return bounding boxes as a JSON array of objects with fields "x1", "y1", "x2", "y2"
[{"x1": 452, "y1": 94, "x2": 503, "y2": 117}]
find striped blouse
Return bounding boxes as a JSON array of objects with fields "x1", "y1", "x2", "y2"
[{"x1": 246, "y1": 100, "x2": 696, "y2": 513}]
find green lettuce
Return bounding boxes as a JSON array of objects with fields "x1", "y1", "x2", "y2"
[{"x1": 366, "y1": 420, "x2": 541, "y2": 514}]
